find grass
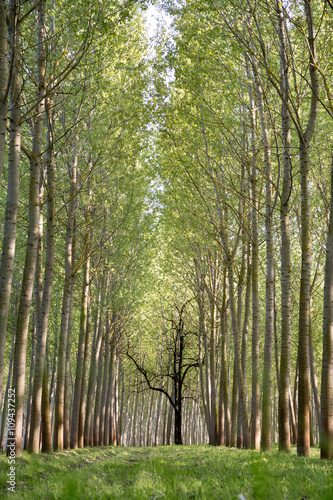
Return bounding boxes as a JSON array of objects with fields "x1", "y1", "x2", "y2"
[{"x1": 0, "y1": 444, "x2": 333, "y2": 499}]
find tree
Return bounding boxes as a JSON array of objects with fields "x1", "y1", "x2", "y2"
[
  {"x1": 11, "y1": 0, "x2": 46, "y2": 456},
  {"x1": 0, "y1": 0, "x2": 20, "y2": 411},
  {"x1": 277, "y1": 1, "x2": 293, "y2": 453},
  {"x1": 127, "y1": 301, "x2": 200, "y2": 445},
  {"x1": 321, "y1": 162, "x2": 333, "y2": 459}
]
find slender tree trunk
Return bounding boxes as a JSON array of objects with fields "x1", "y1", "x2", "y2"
[
  {"x1": 114, "y1": 354, "x2": 120, "y2": 445},
  {"x1": 309, "y1": 318, "x2": 320, "y2": 438},
  {"x1": 49, "y1": 332, "x2": 57, "y2": 431},
  {"x1": 0, "y1": 328, "x2": 15, "y2": 450},
  {"x1": 251, "y1": 57, "x2": 275, "y2": 452},
  {"x1": 53, "y1": 159, "x2": 77, "y2": 451},
  {"x1": 70, "y1": 244, "x2": 90, "y2": 449},
  {"x1": 208, "y1": 260, "x2": 218, "y2": 445},
  {"x1": 84, "y1": 300, "x2": 103, "y2": 446},
  {"x1": 246, "y1": 54, "x2": 260, "y2": 450},
  {"x1": 23, "y1": 325, "x2": 35, "y2": 451},
  {"x1": 203, "y1": 318, "x2": 212, "y2": 441},
  {"x1": 145, "y1": 382, "x2": 153, "y2": 446},
  {"x1": 228, "y1": 263, "x2": 250, "y2": 448},
  {"x1": 78, "y1": 298, "x2": 92, "y2": 448},
  {"x1": 99, "y1": 312, "x2": 110, "y2": 446},
  {"x1": 120, "y1": 372, "x2": 130, "y2": 446},
  {"x1": 29, "y1": 94, "x2": 55, "y2": 454},
  {"x1": 154, "y1": 387, "x2": 163, "y2": 446},
  {"x1": 93, "y1": 328, "x2": 105, "y2": 447},
  {"x1": 195, "y1": 261, "x2": 210, "y2": 440},
  {"x1": 12, "y1": 0, "x2": 46, "y2": 456},
  {"x1": 64, "y1": 281, "x2": 75, "y2": 449},
  {"x1": 230, "y1": 361, "x2": 238, "y2": 447},
  {"x1": 132, "y1": 383, "x2": 140, "y2": 446},
  {"x1": 166, "y1": 385, "x2": 173, "y2": 445},
  {"x1": 0, "y1": 0, "x2": 8, "y2": 181},
  {"x1": 41, "y1": 364, "x2": 52, "y2": 453},
  {"x1": 0, "y1": 0, "x2": 20, "y2": 412},
  {"x1": 104, "y1": 325, "x2": 115, "y2": 446},
  {"x1": 277, "y1": 1, "x2": 292, "y2": 454},
  {"x1": 297, "y1": 0, "x2": 319, "y2": 457},
  {"x1": 321, "y1": 164, "x2": 333, "y2": 459},
  {"x1": 219, "y1": 271, "x2": 230, "y2": 446},
  {"x1": 162, "y1": 377, "x2": 170, "y2": 445},
  {"x1": 297, "y1": 139, "x2": 312, "y2": 457},
  {"x1": 241, "y1": 245, "x2": 251, "y2": 445}
]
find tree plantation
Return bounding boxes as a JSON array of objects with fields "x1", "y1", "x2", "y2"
[{"x1": 0, "y1": 0, "x2": 333, "y2": 489}]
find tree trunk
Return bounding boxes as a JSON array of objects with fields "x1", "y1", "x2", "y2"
[
  {"x1": 297, "y1": 0, "x2": 319, "y2": 457},
  {"x1": 78, "y1": 298, "x2": 92, "y2": 448},
  {"x1": 70, "y1": 244, "x2": 90, "y2": 449},
  {"x1": 84, "y1": 301, "x2": 103, "y2": 446},
  {"x1": 252, "y1": 56, "x2": 275, "y2": 452},
  {"x1": 99, "y1": 312, "x2": 111, "y2": 446},
  {"x1": 93, "y1": 327, "x2": 105, "y2": 447},
  {"x1": 41, "y1": 364, "x2": 52, "y2": 453},
  {"x1": 246, "y1": 54, "x2": 260, "y2": 450},
  {"x1": 0, "y1": 0, "x2": 8, "y2": 181},
  {"x1": 53, "y1": 158, "x2": 77, "y2": 451},
  {"x1": 174, "y1": 407, "x2": 182, "y2": 445},
  {"x1": 241, "y1": 245, "x2": 251, "y2": 446},
  {"x1": 320, "y1": 164, "x2": 333, "y2": 459},
  {"x1": 104, "y1": 325, "x2": 116, "y2": 446},
  {"x1": 0, "y1": 0, "x2": 21, "y2": 413},
  {"x1": 309, "y1": 318, "x2": 320, "y2": 439},
  {"x1": 230, "y1": 361, "x2": 238, "y2": 447},
  {"x1": 29, "y1": 94, "x2": 55, "y2": 454},
  {"x1": 228, "y1": 263, "x2": 250, "y2": 448},
  {"x1": 219, "y1": 271, "x2": 230, "y2": 446},
  {"x1": 12, "y1": 0, "x2": 46, "y2": 456},
  {"x1": 64, "y1": 281, "x2": 75, "y2": 450},
  {"x1": 208, "y1": 257, "x2": 218, "y2": 445},
  {"x1": 23, "y1": 324, "x2": 35, "y2": 451},
  {"x1": 0, "y1": 326, "x2": 15, "y2": 450},
  {"x1": 277, "y1": 0, "x2": 292, "y2": 454}
]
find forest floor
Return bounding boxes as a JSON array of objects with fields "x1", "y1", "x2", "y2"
[{"x1": 0, "y1": 444, "x2": 332, "y2": 499}]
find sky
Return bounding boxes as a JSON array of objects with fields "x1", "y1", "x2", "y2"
[{"x1": 145, "y1": 4, "x2": 173, "y2": 39}]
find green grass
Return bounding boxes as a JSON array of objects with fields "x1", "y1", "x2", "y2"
[{"x1": 0, "y1": 445, "x2": 332, "y2": 499}]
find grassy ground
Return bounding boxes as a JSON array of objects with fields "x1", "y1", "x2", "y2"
[{"x1": 0, "y1": 444, "x2": 332, "y2": 499}]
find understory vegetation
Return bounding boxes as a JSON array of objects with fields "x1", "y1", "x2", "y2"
[{"x1": 1, "y1": 445, "x2": 333, "y2": 499}]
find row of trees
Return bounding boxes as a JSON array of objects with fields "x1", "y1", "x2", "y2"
[
  {"x1": 0, "y1": 0, "x2": 155, "y2": 457},
  {"x1": 144, "y1": 0, "x2": 333, "y2": 459},
  {"x1": 0, "y1": 0, "x2": 333, "y2": 463}
]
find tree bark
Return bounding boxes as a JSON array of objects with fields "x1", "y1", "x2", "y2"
[
  {"x1": 251, "y1": 55, "x2": 275, "y2": 452},
  {"x1": 70, "y1": 241, "x2": 90, "y2": 449},
  {"x1": 93, "y1": 325, "x2": 105, "y2": 447},
  {"x1": 297, "y1": 0, "x2": 319, "y2": 457},
  {"x1": 219, "y1": 271, "x2": 230, "y2": 446},
  {"x1": 0, "y1": 0, "x2": 20, "y2": 413},
  {"x1": 321, "y1": 164, "x2": 333, "y2": 459},
  {"x1": 84, "y1": 298, "x2": 103, "y2": 446},
  {"x1": 0, "y1": 0, "x2": 8, "y2": 180},
  {"x1": 277, "y1": 0, "x2": 293, "y2": 454},
  {"x1": 78, "y1": 296, "x2": 92, "y2": 448},
  {"x1": 12, "y1": 0, "x2": 46, "y2": 456},
  {"x1": 53, "y1": 158, "x2": 77, "y2": 451},
  {"x1": 246, "y1": 54, "x2": 260, "y2": 450},
  {"x1": 64, "y1": 280, "x2": 75, "y2": 450},
  {"x1": 29, "y1": 94, "x2": 55, "y2": 454},
  {"x1": 228, "y1": 262, "x2": 250, "y2": 448}
]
